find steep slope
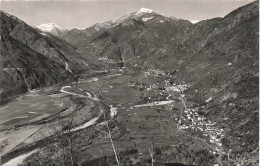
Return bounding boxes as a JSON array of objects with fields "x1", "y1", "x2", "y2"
[
  {"x1": 180, "y1": 2, "x2": 259, "y2": 165},
  {"x1": 0, "y1": 11, "x2": 89, "y2": 104},
  {"x1": 59, "y1": 2, "x2": 259, "y2": 165}
]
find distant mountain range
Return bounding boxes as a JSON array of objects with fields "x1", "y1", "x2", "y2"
[{"x1": 0, "y1": 1, "x2": 258, "y2": 165}]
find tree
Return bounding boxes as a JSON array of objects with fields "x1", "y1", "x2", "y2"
[
  {"x1": 95, "y1": 111, "x2": 120, "y2": 165},
  {"x1": 33, "y1": 111, "x2": 77, "y2": 166},
  {"x1": 147, "y1": 141, "x2": 155, "y2": 166}
]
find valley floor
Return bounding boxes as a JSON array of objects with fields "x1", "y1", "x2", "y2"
[{"x1": 0, "y1": 69, "x2": 228, "y2": 166}]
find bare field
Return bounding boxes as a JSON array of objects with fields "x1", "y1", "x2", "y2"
[{"x1": 0, "y1": 92, "x2": 71, "y2": 129}]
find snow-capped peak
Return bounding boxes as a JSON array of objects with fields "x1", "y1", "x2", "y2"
[
  {"x1": 136, "y1": 8, "x2": 154, "y2": 15},
  {"x1": 37, "y1": 23, "x2": 65, "y2": 36},
  {"x1": 37, "y1": 23, "x2": 63, "y2": 32},
  {"x1": 191, "y1": 20, "x2": 199, "y2": 24}
]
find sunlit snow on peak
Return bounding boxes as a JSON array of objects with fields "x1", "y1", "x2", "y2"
[
  {"x1": 37, "y1": 23, "x2": 63, "y2": 32},
  {"x1": 136, "y1": 8, "x2": 154, "y2": 15},
  {"x1": 191, "y1": 20, "x2": 199, "y2": 24}
]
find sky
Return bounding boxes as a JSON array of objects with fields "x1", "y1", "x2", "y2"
[{"x1": 1, "y1": 0, "x2": 254, "y2": 29}]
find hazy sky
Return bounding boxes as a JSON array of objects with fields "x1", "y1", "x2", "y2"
[{"x1": 1, "y1": 0, "x2": 254, "y2": 29}]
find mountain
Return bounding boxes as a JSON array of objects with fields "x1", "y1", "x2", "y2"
[
  {"x1": 174, "y1": 2, "x2": 259, "y2": 164},
  {"x1": 0, "y1": 11, "x2": 89, "y2": 104},
  {"x1": 58, "y1": 2, "x2": 258, "y2": 165},
  {"x1": 37, "y1": 23, "x2": 67, "y2": 36},
  {"x1": 60, "y1": 8, "x2": 192, "y2": 69}
]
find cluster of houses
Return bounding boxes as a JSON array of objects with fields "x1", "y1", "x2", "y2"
[
  {"x1": 98, "y1": 56, "x2": 118, "y2": 63},
  {"x1": 162, "y1": 79, "x2": 225, "y2": 155},
  {"x1": 140, "y1": 70, "x2": 225, "y2": 155},
  {"x1": 165, "y1": 82, "x2": 189, "y2": 93},
  {"x1": 145, "y1": 69, "x2": 167, "y2": 76},
  {"x1": 179, "y1": 107, "x2": 224, "y2": 154}
]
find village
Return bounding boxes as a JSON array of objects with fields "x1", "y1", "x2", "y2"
[
  {"x1": 178, "y1": 107, "x2": 225, "y2": 154},
  {"x1": 144, "y1": 68, "x2": 225, "y2": 155}
]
